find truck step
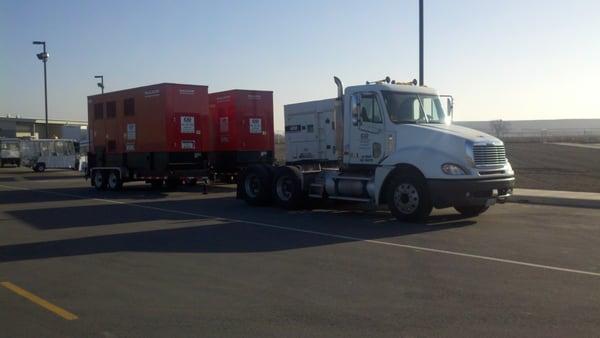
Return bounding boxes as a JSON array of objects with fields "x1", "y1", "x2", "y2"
[
  {"x1": 309, "y1": 183, "x2": 324, "y2": 198},
  {"x1": 334, "y1": 176, "x2": 370, "y2": 181},
  {"x1": 327, "y1": 196, "x2": 371, "y2": 202}
]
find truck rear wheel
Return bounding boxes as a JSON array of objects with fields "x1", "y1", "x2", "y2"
[
  {"x1": 454, "y1": 205, "x2": 489, "y2": 217},
  {"x1": 107, "y1": 171, "x2": 123, "y2": 191},
  {"x1": 386, "y1": 174, "x2": 432, "y2": 223},
  {"x1": 240, "y1": 165, "x2": 273, "y2": 206},
  {"x1": 92, "y1": 170, "x2": 107, "y2": 190},
  {"x1": 272, "y1": 166, "x2": 305, "y2": 209}
]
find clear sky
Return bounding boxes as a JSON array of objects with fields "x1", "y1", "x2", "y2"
[{"x1": 1, "y1": 0, "x2": 599, "y2": 130}]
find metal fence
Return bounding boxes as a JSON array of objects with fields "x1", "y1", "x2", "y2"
[{"x1": 502, "y1": 128, "x2": 600, "y2": 143}]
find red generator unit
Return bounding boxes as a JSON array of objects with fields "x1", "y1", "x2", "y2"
[
  {"x1": 87, "y1": 83, "x2": 213, "y2": 190},
  {"x1": 209, "y1": 90, "x2": 274, "y2": 173}
]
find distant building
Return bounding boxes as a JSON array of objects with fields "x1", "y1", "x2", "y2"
[{"x1": 0, "y1": 115, "x2": 87, "y2": 141}]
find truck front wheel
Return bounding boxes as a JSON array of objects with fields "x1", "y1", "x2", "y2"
[
  {"x1": 454, "y1": 205, "x2": 489, "y2": 217},
  {"x1": 240, "y1": 165, "x2": 273, "y2": 206},
  {"x1": 386, "y1": 175, "x2": 432, "y2": 223}
]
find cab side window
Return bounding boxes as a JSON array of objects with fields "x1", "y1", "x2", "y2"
[{"x1": 358, "y1": 93, "x2": 383, "y2": 124}]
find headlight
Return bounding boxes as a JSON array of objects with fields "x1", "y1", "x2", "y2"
[{"x1": 442, "y1": 163, "x2": 466, "y2": 175}]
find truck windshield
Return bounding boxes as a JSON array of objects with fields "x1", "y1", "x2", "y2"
[{"x1": 382, "y1": 91, "x2": 447, "y2": 124}]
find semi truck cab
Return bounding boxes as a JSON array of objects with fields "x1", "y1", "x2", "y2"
[{"x1": 239, "y1": 77, "x2": 515, "y2": 222}]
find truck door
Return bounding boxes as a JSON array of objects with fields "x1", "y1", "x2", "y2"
[{"x1": 345, "y1": 92, "x2": 386, "y2": 165}]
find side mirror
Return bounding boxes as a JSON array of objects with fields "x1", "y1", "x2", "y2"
[{"x1": 440, "y1": 95, "x2": 454, "y2": 122}]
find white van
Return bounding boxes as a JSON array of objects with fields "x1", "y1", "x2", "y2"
[{"x1": 20, "y1": 139, "x2": 80, "y2": 172}]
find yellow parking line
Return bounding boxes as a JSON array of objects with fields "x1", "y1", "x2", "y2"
[{"x1": 1, "y1": 281, "x2": 78, "y2": 320}]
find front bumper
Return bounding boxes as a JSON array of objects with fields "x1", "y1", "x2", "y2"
[{"x1": 428, "y1": 176, "x2": 515, "y2": 208}]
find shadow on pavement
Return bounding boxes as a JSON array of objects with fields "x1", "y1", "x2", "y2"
[
  {"x1": 0, "y1": 218, "x2": 474, "y2": 263},
  {"x1": 23, "y1": 175, "x2": 84, "y2": 181},
  {"x1": 1, "y1": 195, "x2": 476, "y2": 262},
  {"x1": 6, "y1": 195, "x2": 232, "y2": 229},
  {"x1": 0, "y1": 184, "x2": 236, "y2": 204}
]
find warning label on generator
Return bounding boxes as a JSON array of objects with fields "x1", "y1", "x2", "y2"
[
  {"x1": 181, "y1": 140, "x2": 195, "y2": 149},
  {"x1": 127, "y1": 123, "x2": 136, "y2": 140},
  {"x1": 220, "y1": 117, "x2": 229, "y2": 133},
  {"x1": 249, "y1": 118, "x2": 262, "y2": 134},
  {"x1": 180, "y1": 116, "x2": 195, "y2": 133}
]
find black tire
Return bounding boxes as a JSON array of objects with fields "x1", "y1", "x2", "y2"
[
  {"x1": 454, "y1": 205, "x2": 489, "y2": 217},
  {"x1": 107, "y1": 171, "x2": 123, "y2": 191},
  {"x1": 36, "y1": 163, "x2": 46, "y2": 172},
  {"x1": 166, "y1": 178, "x2": 181, "y2": 190},
  {"x1": 272, "y1": 166, "x2": 305, "y2": 209},
  {"x1": 239, "y1": 164, "x2": 273, "y2": 206},
  {"x1": 386, "y1": 174, "x2": 432, "y2": 222},
  {"x1": 92, "y1": 170, "x2": 107, "y2": 190}
]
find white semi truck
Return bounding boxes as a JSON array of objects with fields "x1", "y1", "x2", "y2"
[{"x1": 238, "y1": 77, "x2": 515, "y2": 221}]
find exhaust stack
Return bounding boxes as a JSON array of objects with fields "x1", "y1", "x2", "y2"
[
  {"x1": 333, "y1": 76, "x2": 344, "y2": 162},
  {"x1": 334, "y1": 76, "x2": 343, "y2": 100}
]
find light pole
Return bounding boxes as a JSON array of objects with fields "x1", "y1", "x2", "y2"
[
  {"x1": 419, "y1": 0, "x2": 424, "y2": 86},
  {"x1": 33, "y1": 41, "x2": 49, "y2": 138},
  {"x1": 94, "y1": 75, "x2": 104, "y2": 94}
]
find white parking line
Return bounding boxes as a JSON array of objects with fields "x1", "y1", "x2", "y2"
[{"x1": 1, "y1": 183, "x2": 600, "y2": 278}]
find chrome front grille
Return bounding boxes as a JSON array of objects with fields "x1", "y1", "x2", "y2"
[{"x1": 473, "y1": 144, "x2": 506, "y2": 167}]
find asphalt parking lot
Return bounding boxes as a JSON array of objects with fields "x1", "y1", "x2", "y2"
[{"x1": 1, "y1": 167, "x2": 599, "y2": 337}]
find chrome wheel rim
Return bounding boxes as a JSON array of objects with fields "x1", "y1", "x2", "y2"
[
  {"x1": 276, "y1": 176, "x2": 293, "y2": 201},
  {"x1": 94, "y1": 173, "x2": 103, "y2": 187},
  {"x1": 109, "y1": 173, "x2": 118, "y2": 189},
  {"x1": 393, "y1": 183, "x2": 419, "y2": 214},
  {"x1": 244, "y1": 174, "x2": 260, "y2": 198}
]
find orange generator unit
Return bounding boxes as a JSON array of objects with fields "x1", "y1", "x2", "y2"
[
  {"x1": 87, "y1": 83, "x2": 213, "y2": 189},
  {"x1": 209, "y1": 90, "x2": 274, "y2": 173}
]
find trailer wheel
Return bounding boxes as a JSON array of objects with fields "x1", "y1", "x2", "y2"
[
  {"x1": 92, "y1": 170, "x2": 107, "y2": 190},
  {"x1": 150, "y1": 180, "x2": 164, "y2": 189},
  {"x1": 454, "y1": 205, "x2": 489, "y2": 217},
  {"x1": 166, "y1": 178, "x2": 181, "y2": 190},
  {"x1": 107, "y1": 171, "x2": 123, "y2": 191},
  {"x1": 35, "y1": 163, "x2": 46, "y2": 172},
  {"x1": 386, "y1": 174, "x2": 432, "y2": 223},
  {"x1": 272, "y1": 166, "x2": 305, "y2": 209},
  {"x1": 240, "y1": 165, "x2": 273, "y2": 206}
]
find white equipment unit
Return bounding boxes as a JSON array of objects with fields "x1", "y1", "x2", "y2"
[
  {"x1": 284, "y1": 99, "x2": 337, "y2": 163},
  {"x1": 0, "y1": 138, "x2": 21, "y2": 167}
]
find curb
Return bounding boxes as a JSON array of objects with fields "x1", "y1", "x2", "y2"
[{"x1": 508, "y1": 195, "x2": 600, "y2": 209}]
